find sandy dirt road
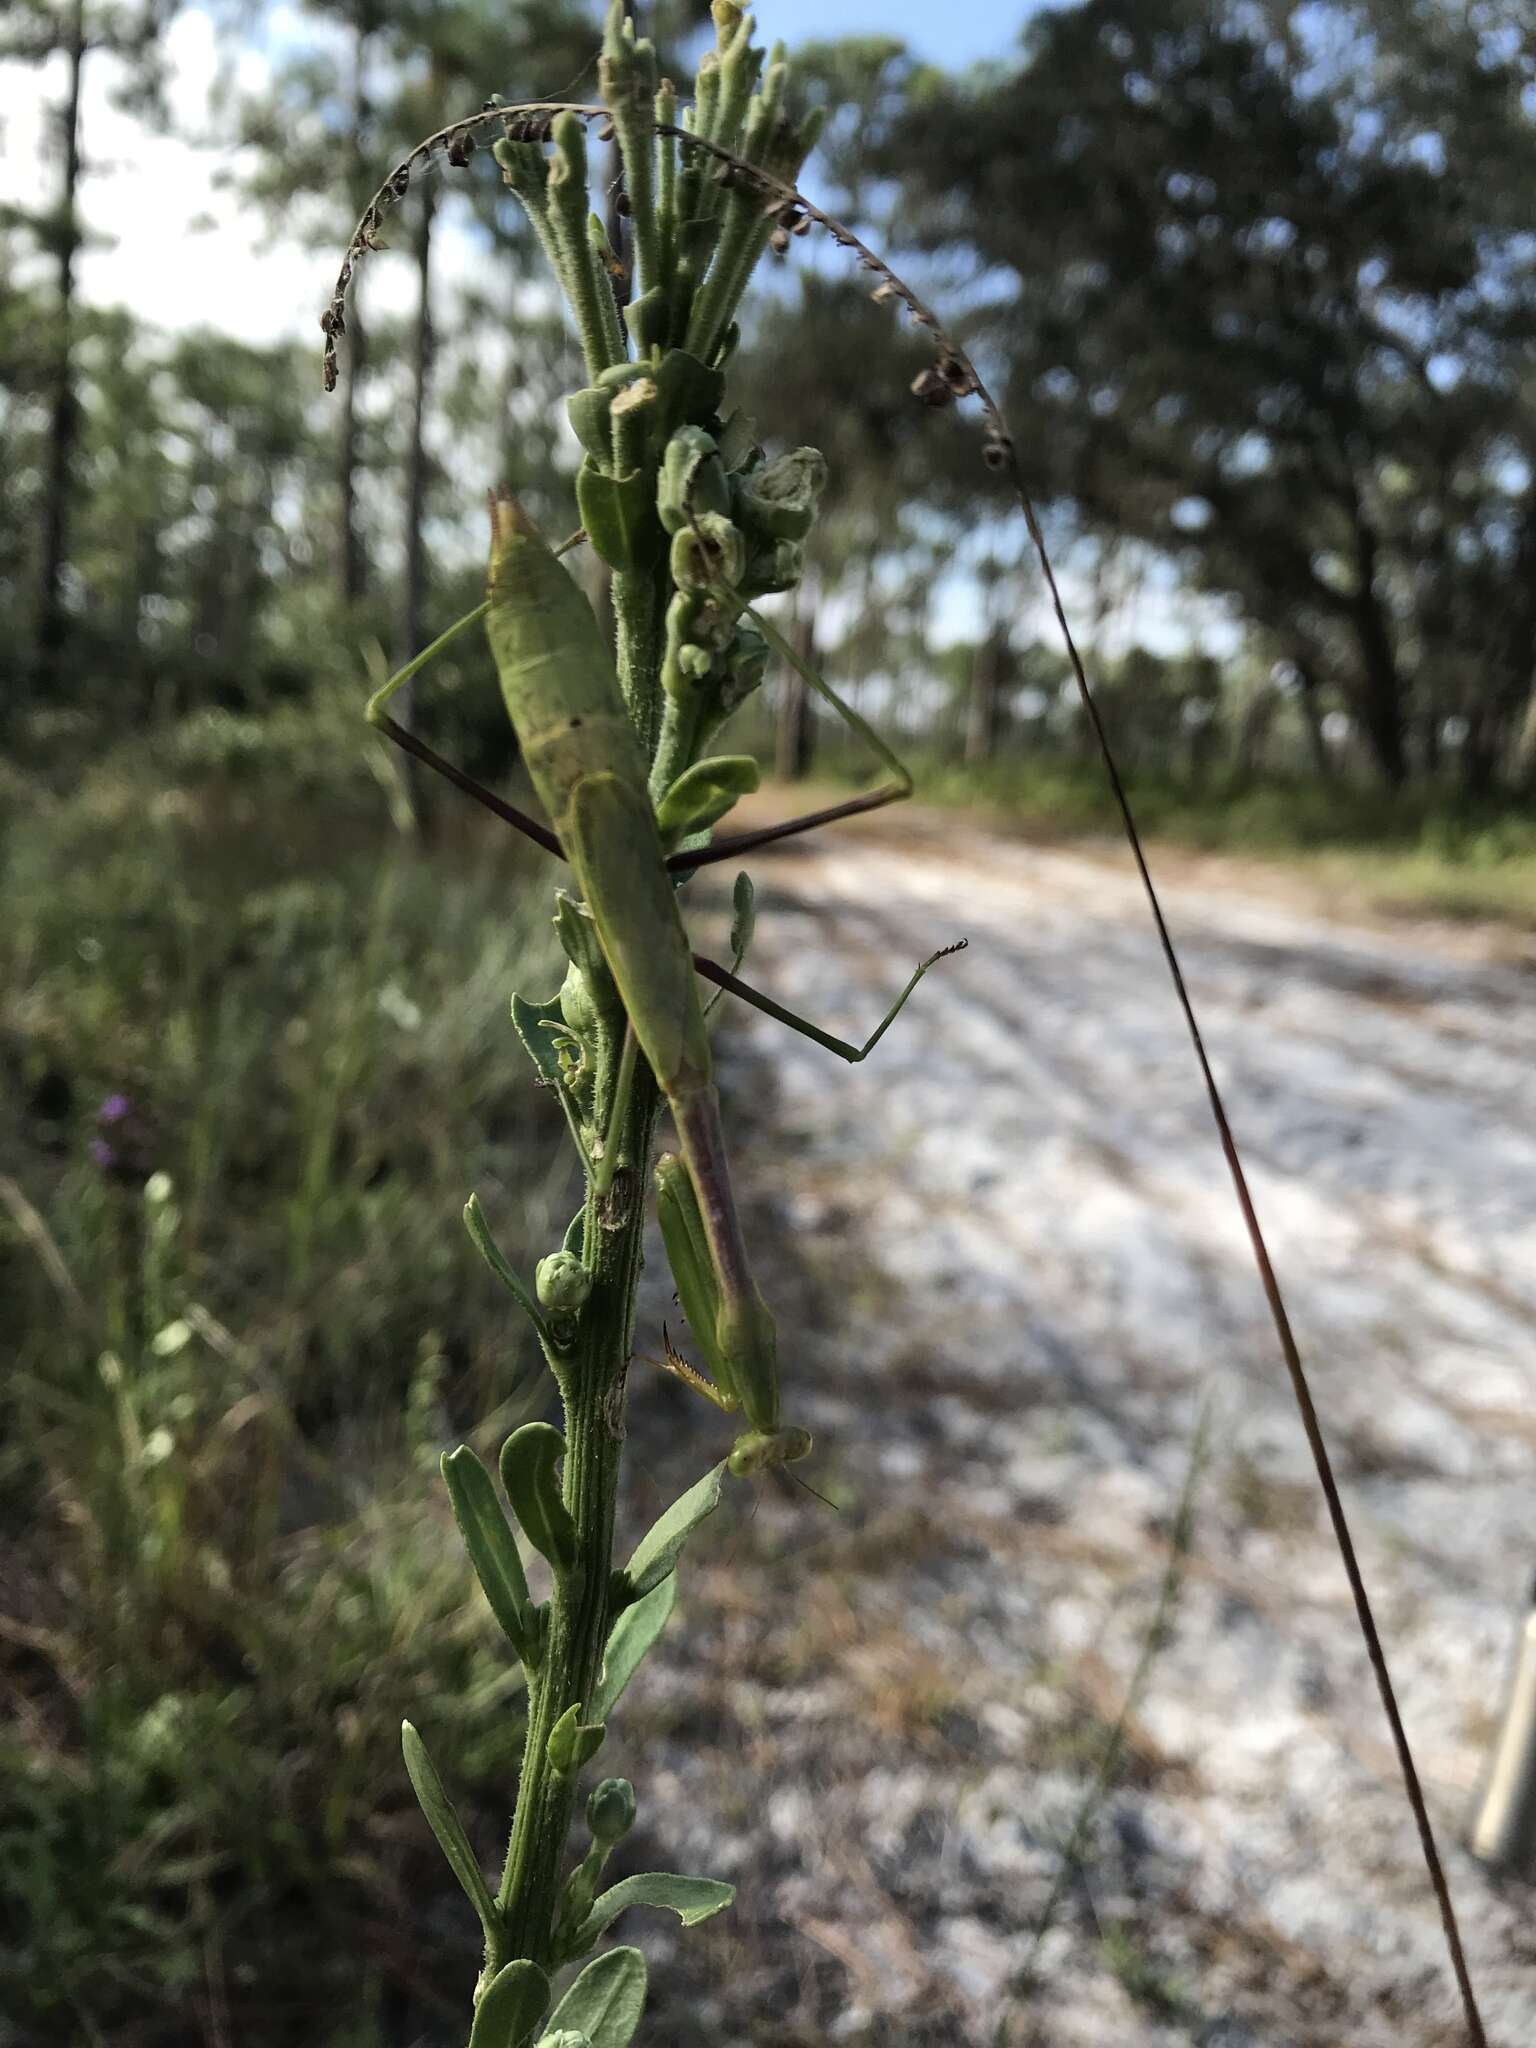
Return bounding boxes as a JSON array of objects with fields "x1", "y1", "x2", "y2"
[{"x1": 613, "y1": 819, "x2": 1536, "y2": 2048}]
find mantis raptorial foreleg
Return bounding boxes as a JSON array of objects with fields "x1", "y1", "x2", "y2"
[{"x1": 366, "y1": 600, "x2": 564, "y2": 858}]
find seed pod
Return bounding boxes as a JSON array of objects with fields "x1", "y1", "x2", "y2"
[
  {"x1": 670, "y1": 512, "x2": 746, "y2": 594},
  {"x1": 733, "y1": 445, "x2": 827, "y2": 542},
  {"x1": 657, "y1": 426, "x2": 731, "y2": 535},
  {"x1": 911, "y1": 364, "x2": 953, "y2": 407}
]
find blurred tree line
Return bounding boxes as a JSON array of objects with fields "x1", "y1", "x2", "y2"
[{"x1": 3, "y1": 0, "x2": 1535, "y2": 800}]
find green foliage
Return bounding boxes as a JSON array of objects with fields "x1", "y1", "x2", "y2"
[
  {"x1": 570, "y1": 1873, "x2": 736, "y2": 1952},
  {"x1": 542, "y1": 1946, "x2": 648, "y2": 2048},
  {"x1": 500, "y1": 1422, "x2": 579, "y2": 1575},
  {"x1": 591, "y1": 1576, "x2": 678, "y2": 1722},
  {"x1": 881, "y1": 0, "x2": 1536, "y2": 794},
  {"x1": 401, "y1": 1720, "x2": 502, "y2": 1941},
  {"x1": 442, "y1": 1445, "x2": 542, "y2": 1667},
  {"x1": 621, "y1": 1462, "x2": 729, "y2": 1599},
  {"x1": 469, "y1": 1959, "x2": 551, "y2": 2048},
  {"x1": 0, "y1": 704, "x2": 565, "y2": 2042},
  {"x1": 545, "y1": 1701, "x2": 606, "y2": 1777}
]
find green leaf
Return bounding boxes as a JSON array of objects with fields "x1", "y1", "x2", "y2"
[
  {"x1": 576, "y1": 460, "x2": 661, "y2": 573},
  {"x1": 462, "y1": 1199, "x2": 554, "y2": 1351},
  {"x1": 511, "y1": 992, "x2": 568, "y2": 1089},
  {"x1": 654, "y1": 755, "x2": 760, "y2": 846},
  {"x1": 501, "y1": 1423, "x2": 578, "y2": 1574},
  {"x1": 546, "y1": 1700, "x2": 606, "y2": 1776},
  {"x1": 545, "y1": 1946, "x2": 647, "y2": 2048},
  {"x1": 623, "y1": 1462, "x2": 727, "y2": 1597},
  {"x1": 592, "y1": 1573, "x2": 677, "y2": 1723},
  {"x1": 509, "y1": 994, "x2": 591, "y2": 1165},
  {"x1": 574, "y1": 1874, "x2": 735, "y2": 1949},
  {"x1": 469, "y1": 1958, "x2": 551, "y2": 2048},
  {"x1": 400, "y1": 1722, "x2": 500, "y2": 1942},
  {"x1": 704, "y1": 873, "x2": 756, "y2": 1022},
  {"x1": 536, "y1": 2033, "x2": 592, "y2": 2048},
  {"x1": 717, "y1": 407, "x2": 760, "y2": 472},
  {"x1": 441, "y1": 1445, "x2": 537, "y2": 1664}
]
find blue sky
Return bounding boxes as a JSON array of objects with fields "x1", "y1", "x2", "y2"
[{"x1": 755, "y1": 0, "x2": 1036, "y2": 68}]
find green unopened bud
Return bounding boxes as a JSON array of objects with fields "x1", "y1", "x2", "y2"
[
  {"x1": 493, "y1": 137, "x2": 548, "y2": 201},
  {"x1": 600, "y1": 0, "x2": 656, "y2": 95},
  {"x1": 536, "y1": 1251, "x2": 592, "y2": 1315},
  {"x1": 671, "y1": 513, "x2": 745, "y2": 594},
  {"x1": 586, "y1": 1776, "x2": 636, "y2": 1843}
]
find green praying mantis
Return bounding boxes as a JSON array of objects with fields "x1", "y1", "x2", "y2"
[{"x1": 366, "y1": 487, "x2": 962, "y2": 1479}]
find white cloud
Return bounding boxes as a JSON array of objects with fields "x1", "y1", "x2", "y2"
[{"x1": 1, "y1": 7, "x2": 435, "y2": 347}]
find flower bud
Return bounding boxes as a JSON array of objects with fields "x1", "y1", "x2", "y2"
[
  {"x1": 536, "y1": 1252, "x2": 592, "y2": 1315},
  {"x1": 586, "y1": 1776, "x2": 636, "y2": 1843}
]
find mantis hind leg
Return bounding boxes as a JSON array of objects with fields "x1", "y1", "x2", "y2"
[
  {"x1": 690, "y1": 940, "x2": 967, "y2": 1063},
  {"x1": 668, "y1": 599, "x2": 913, "y2": 874},
  {"x1": 667, "y1": 784, "x2": 907, "y2": 871}
]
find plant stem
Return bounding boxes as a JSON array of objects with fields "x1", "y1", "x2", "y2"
[{"x1": 494, "y1": 531, "x2": 668, "y2": 1972}]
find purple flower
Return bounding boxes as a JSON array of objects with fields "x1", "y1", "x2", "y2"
[{"x1": 89, "y1": 1093, "x2": 155, "y2": 1185}]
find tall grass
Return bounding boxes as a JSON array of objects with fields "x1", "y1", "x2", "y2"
[{"x1": 0, "y1": 689, "x2": 571, "y2": 2045}]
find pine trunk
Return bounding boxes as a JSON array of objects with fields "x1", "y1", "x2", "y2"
[
  {"x1": 774, "y1": 601, "x2": 817, "y2": 782},
  {"x1": 34, "y1": 0, "x2": 87, "y2": 700}
]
